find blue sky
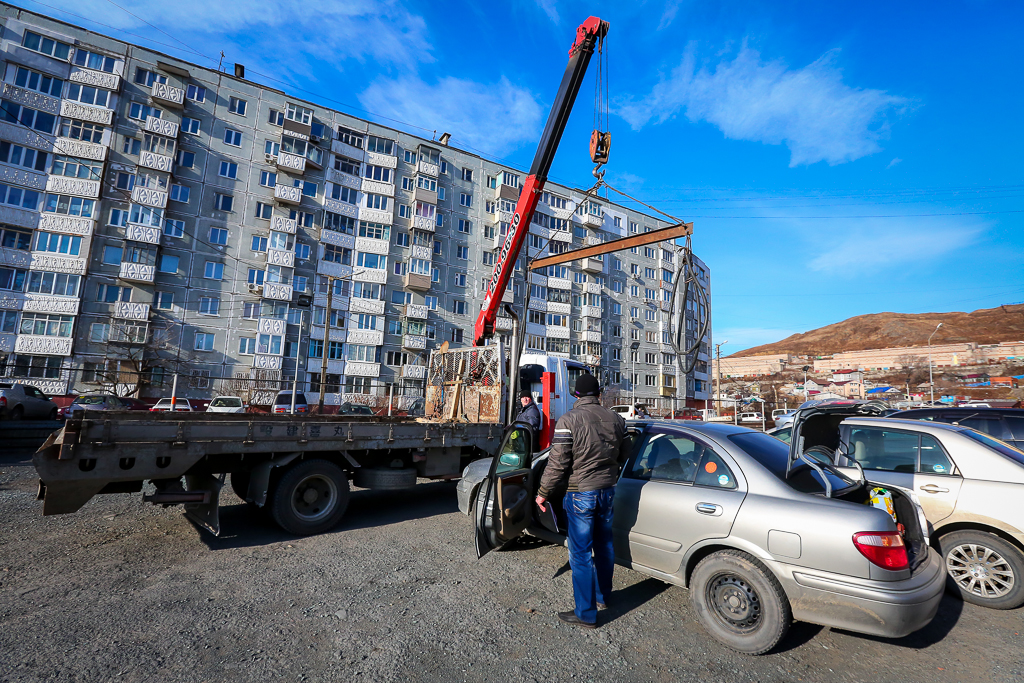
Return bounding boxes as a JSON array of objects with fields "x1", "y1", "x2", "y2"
[{"x1": 26, "y1": 0, "x2": 1024, "y2": 355}]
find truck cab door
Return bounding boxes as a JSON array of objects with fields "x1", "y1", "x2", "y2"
[{"x1": 475, "y1": 424, "x2": 535, "y2": 558}]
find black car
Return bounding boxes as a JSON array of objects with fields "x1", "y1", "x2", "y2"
[{"x1": 887, "y1": 407, "x2": 1024, "y2": 450}]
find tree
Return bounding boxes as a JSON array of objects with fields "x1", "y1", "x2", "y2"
[
  {"x1": 90, "y1": 321, "x2": 192, "y2": 397},
  {"x1": 895, "y1": 354, "x2": 927, "y2": 394}
]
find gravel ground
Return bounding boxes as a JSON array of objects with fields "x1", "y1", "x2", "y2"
[{"x1": 1, "y1": 452, "x2": 1021, "y2": 683}]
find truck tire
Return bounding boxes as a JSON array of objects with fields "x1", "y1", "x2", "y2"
[
  {"x1": 353, "y1": 467, "x2": 417, "y2": 490},
  {"x1": 269, "y1": 459, "x2": 350, "y2": 536},
  {"x1": 689, "y1": 550, "x2": 791, "y2": 655},
  {"x1": 939, "y1": 530, "x2": 1024, "y2": 609}
]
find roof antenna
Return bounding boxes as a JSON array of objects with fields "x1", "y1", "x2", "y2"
[{"x1": 217, "y1": 51, "x2": 225, "y2": 72}]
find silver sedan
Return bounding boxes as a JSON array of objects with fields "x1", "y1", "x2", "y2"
[{"x1": 466, "y1": 420, "x2": 945, "y2": 655}]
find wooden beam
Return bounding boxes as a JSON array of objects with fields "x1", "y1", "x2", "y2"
[{"x1": 528, "y1": 222, "x2": 693, "y2": 271}]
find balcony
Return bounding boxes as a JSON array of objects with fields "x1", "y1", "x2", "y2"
[
  {"x1": 580, "y1": 330, "x2": 601, "y2": 343},
  {"x1": 581, "y1": 305, "x2": 602, "y2": 319},
  {"x1": 125, "y1": 223, "x2": 162, "y2": 245},
  {"x1": 404, "y1": 272, "x2": 431, "y2": 291},
  {"x1": 659, "y1": 386, "x2": 677, "y2": 397},
  {"x1": 412, "y1": 215, "x2": 436, "y2": 232},
  {"x1": 547, "y1": 301, "x2": 570, "y2": 315},
  {"x1": 495, "y1": 317, "x2": 513, "y2": 332},
  {"x1": 139, "y1": 150, "x2": 174, "y2": 173},
  {"x1": 402, "y1": 364, "x2": 427, "y2": 380},
  {"x1": 69, "y1": 66, "x2": 120, "y2": 91},
  {"x1": 345, "y1": 362, "x2": 380, "y2": 378},
  {"x1": 266, "y1": 248, "x2": 295, "y2": 268},
  {"x1": 403, "y1": 335, "x2": 426, "y2": 350},
  {"x1": 347, "y1": 329, "x2": 384, "y2": 346},
  {"x1": 271, "y1": 215, "x2": 297, "y2": 234},
  {"x1": 14, "y1": 334, "x2": 73, "y2": 355},
  {"x1": 253, "y1": 354, "x2": 283, "y2": 371},
  {"x1": 113, "y1": 301, "x2": 151, "y2": 321},
  {"x1": 130, "y1": 186, "x2": 168, "y2": 209},
  {"x1": 118, "y1": 262, "x2": 155, "y2": 283},
  {"x1": 59, "y1": 100, "x2": 113, "y2": 126},
  {"x1": 403, "y1": 303, "x2": 428, "y2": 319},
  {"x1": 584, "y1": 282, "x2": 602, "y2": 294},
  {"x1": 361, "y1": 177, "x2": 393, "y2": 197},
  {"x1": 546, "y1": 326, "x2": 569, "y2": 339},
  {"x1": 501, "y1": 288, "x2": 513, "y2": 304},
  {"x1": 274, "y1": 184, "x2": 302, "y2": 205},
  {"x1": 283, "y1": 118, "x2": 312, "y2": 139},
  {"x1": 359, "y1": 207, "x2": 392, "y2": 225},
  {"x1": 306, "y1": 146, "x2": 325, "y2": 169},
  {"x1": 494, "y1": 182, "x2": 519, "y2": 202},
  {"x1": 584, "y1": 212, "x2": 603, "y2": 228},
  {"x1": 145, "y1": 115, "x2": 179, "y2": 138},
  {"x1": 582, "y1": 257, "x2": 604, "y2": 273},
  {"x1": 349, "y1": 297, "x2": 385, "y2": 315},
  {"x1": 415, "y1": 186, "x2": 437, "y2": 204},
  {"x1": 417, "y1": 159, "x2": 439, "y2": 177},
  {"x1": 547, "y1": 277, "x2": 571, "y2": 290},
  {"x1": 355, "y1": 236, "x2": 389, "y2": 255},
  {"x1": 325, "y1": 198, "x2": 358, "y2": 218},
  {"x1": 150, "y1": 81, "x2": 185, "y2": 107},
  {"x1": 262, "y1": 282, "x2": 293, "y2": 301},
  {"x1": 45, "y1": 175, "x2": 100, "y2": 199},
  {"x1": 276, "y1": 150, "x2": 307, "y2": 174}
]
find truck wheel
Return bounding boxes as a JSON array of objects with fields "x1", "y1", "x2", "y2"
[
  {"x1": 270, "y1": 459, "x2": 350, "y2": 536},
  {"x1": 939, "y1": 530, "x2": 1024, "y2": 609},
  {"x1": 353, "y1": 467, "x2": 417, "y2": 490},
  {"x1": 689, "y1": 550, "x2": 791, "y2": 655}
]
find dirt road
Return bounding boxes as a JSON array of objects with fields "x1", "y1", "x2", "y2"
[{"x1": 1, "y1": 453, "x2": 1020, "y2": 682}]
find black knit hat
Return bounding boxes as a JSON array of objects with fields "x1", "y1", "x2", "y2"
[
  {"x1": 519, "y1": 388, "x2": 532, "y2": 399},
  {"x1": 574, "y1": 373, "x2": 600, "y2": 397}
]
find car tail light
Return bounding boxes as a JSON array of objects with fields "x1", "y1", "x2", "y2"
[
  {"x1": 0, "y1": 396, "x2": 6, "y2": 408},
  {"x1": 853, "y1": 532, "x2": 908, "y2": 570}
]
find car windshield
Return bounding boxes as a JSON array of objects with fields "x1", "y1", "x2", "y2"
[
  {"x1": 211, "y1": 397, "x2": 241, "y2": 407},
  {"x1": 728, "y1": 432, "x2": 854, "y2": 495},
  {"x1": 959, "y1": 428, "x2": 1024, "y2": 466},
  {"x1": 74, "y1": 396, "x2": 107, "y2": 405}
]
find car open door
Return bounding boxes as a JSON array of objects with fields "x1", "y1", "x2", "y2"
[{"x1": 475, "y1": 424, "x2": 534, "y2": 559}]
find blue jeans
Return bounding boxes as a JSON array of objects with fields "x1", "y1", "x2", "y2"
[{"x1": 563, "y1": 487, "x2": 615, "y2": 624}]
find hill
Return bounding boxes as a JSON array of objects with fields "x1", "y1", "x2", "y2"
[{"x1": 731, "y1": 304, "x2": 1024, "y2": 358}]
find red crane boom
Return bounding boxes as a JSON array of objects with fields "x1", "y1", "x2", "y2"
[{"x1": 473, "y1": 16, "x2": 609, "y2": 346}]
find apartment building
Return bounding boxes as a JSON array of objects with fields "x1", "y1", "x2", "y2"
[{"x1": 0, "y1": 3, "x2": 711, "y2": 410}]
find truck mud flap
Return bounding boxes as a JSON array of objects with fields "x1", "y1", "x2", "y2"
[{"x1": 183, "y1": 473, "x2": 224, "y2": 536}]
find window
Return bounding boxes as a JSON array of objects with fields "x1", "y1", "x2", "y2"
[
  {"x1": 366, "y1": 135, "x2": 394, "y2": 155},
  {"x1": 395, "y1": 232, "x2": 409, "y2": 247},
  {"x1": 425, "y1": 295, "x2": 438, "y2": 310},
  {"x1": 22, "y1": 31, "x2": 71, "y2": 60},
  {"x1": 66, "y1": 83, "x2": 111, "y2": 108},
  {"x1": 846, "y1": 428, "x2": 954, "y2": 475},
  {"x1": 129, "y1": 204, "x2": 162, "y2": 227},
  {"x1": 27, "y1": 271, "x2": 80, "y2": 296},
  {"x1": 482, "y1": 251, "x2": 495, "y2": 266},
  {"x1": 50, "y1": 154, "x2": 99, "y2": 179},
  {"x1": 268, "y1": 108, "x2": 284, "y2": 126},
  {"x1": 0, "y1": 225, "x2": 31, "y2": 250},
  {"x1": 151, "y1": 291, "x2": 172, "y2": 310},
  {"x1": 359, "y1": 222, "x2": 390, "y2": 240},
  {"x1": 356, "y1": 252, "x2": 386, "y2": 270},
  {"x1": 462, "y1": 168, "x2": 473, "y2": 182},
  {"x1": 453, "y1": 272, "x2": 466, "y2": 287},
  {"x1": 0, "y1": 309, "x2": 17, "y2": 334},
  {"x1": 163, "y1": 219, "x2": 184, "y2": 238},
  {"x1": 13, "y1": 67, "x2": 63, "y2": 97},
  {"x1": 169, "y1": 184, "x2": 190, "y2": 203},
  {"x1": 451, "y1": 328, "x2": 464, "y2": 344},
  {"x1": 128, "y1": 102, "x2": 162, "y2": 122},
  {"x1": 228, "y1": 96, "x2": 247, "y2": 115},
  {"x1": 194, "y1": 332, "x2": 215, "y2": 351},
  {"x1": 237, "y1": 336, "x2": 256, "y2": 355},
  {"x1": 102, "y1": 246, "x2": 122, "y2": 265},
  {"x1": 460, "y1": 193, "x2": 472, "y2": 207},
  {"x1": 176, "y1": 150, "x2": 195, "y2": 168},
  {"x1": 1, "y1": 100, "x2": 56, "y2": 134},
  {"x1": 181, "y1": 117, "x2": 200, "y2": 135},
  {"x1": 290, "y1": 210, "x2": 315, "y2": 228},
  {"x1": 204, "y1": 262, "x2": 224, "y2": 280},
  {"x1": 89, "y1": 322, "x2": 109, "y2": 343},
  {"x1": 35, "y1": 232, "x2": 82, "y2": 256},
  {"x1": 323, "y1": 244, "x2": 352, "y2": 265},
  {"x1": 133, "y1": 68, "x2": 166, "y2": 87},
  {"x1": 457, "y1": 219, "x2": 472, "y2": 234},
  {"x1": 185, "y1": 83, "x2": 206, "y2": 102},
  {"x1": 19, "y1": 312, "x2": 74, "y2": 338},
  {"x1": 255, "y1": 202, "x2": 273, "y2": 219},
  {"x1": 294, "y1": 243, "x2": 311, "y2": 260},
  {"x1": 73, "y1": 48, "x2": 116, "y2": 73},
  {"x1": 330, "y1": 184, "x2": 358, "y2": 205},
  {"x1": 364, "y1": 193, "x2": 388, "y2": 211},
  {"x1": 214, "y1": 193, "x2": 233, "y2": 212},
  {"x1": 250, "y1": 235, "x2": 268, "y2": 253},
  {"x1": 198, "y1": 296, "x2": 220, "y2": 315},
  {"x1": 456, "y1": 245, "x2": 469, "y2": 260},
  {"x1": 364, "y1": 164, "x2": 392, "y2": 183},
  {"x1": 223, "y1": 128, "x2": 242, "y2": 146},
  {"x1": 452, "y1": 300, "x2": 466, "y2": 315},
  {"x1": 208, "y1": 227, "x2": 228, "y2": 245},
  {"x1": 247, "y1": 268, "x2": 264, "y2": 285},
  {"x1": 0, "y1": 142, "x2": 49, "y2": 172},
  {"x1": 219, "y1": 161, "x2": 238, "y2": 179}
]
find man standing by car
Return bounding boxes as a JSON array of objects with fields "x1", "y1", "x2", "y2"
[
  {"x1": 516, "y1": 389, "x2": 541, "y2": 436},
  {"x1": 534, "y1": 373, "x2": 629, "y2": 628}
]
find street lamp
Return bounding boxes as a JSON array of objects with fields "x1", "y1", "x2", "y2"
[
  {"x1": 928, "y1": 322, "x2": 943, "y2": 404},
  {"x1": 715, "y1": 340, "x2": 727, "y2": 419},
  {"x1": 802, "y1": 365, "x2": 811, "y2": 400},
  {"x1": 630, "y1": 341, "x2": 641, "y2": 405}
]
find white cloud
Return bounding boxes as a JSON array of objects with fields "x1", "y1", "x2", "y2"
[
  {"x1": 887, "y1": 157, "x2": 903, "y2": 169},
  {"x1": 36, "y1": 0, "x2": 432, "y2": 80},
  {"x1": 532, "y1": 0, "x2": 560, "y2": 24},
  {"x1": 658, "y1": 0, "x2": 684, "y2": 30},
  {"x1": 806, "y1": 218, "x2": 986, "y2": 272},
  {"x1": 616, "y1": 45, "x2": 910, "y2": 166},
  {"x1": 359, "y1": 76, "x2": 544, "y2": 157}
]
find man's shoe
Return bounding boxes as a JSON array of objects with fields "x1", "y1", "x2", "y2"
[
  {"x1": 558, "y1": 611, "x2": 597, "y2": 629},
  {"x1": 597, "y1": 602, "x2": 607, "y2": 610}
]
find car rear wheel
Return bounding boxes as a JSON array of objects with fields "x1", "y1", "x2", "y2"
[
  {"x1": 690, "y1": 550, "x2": 791, "y2": 655},
  {"x1": 939, "y1": 530, "x2": 1024, "y2": 609},
  {"x1": 8, "y1": 406, "x2": 23, "y2": 421},
  {"x1": 47, "y1": 408, "x2": 58, "y2": 420},
  {"x1": 270, "y1": 459, "x2": 350, "y2": 536}
]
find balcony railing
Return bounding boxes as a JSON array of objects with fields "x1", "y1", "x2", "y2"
[
  {"x1": 151, "y1": 81, "x2": 184, "y2": 107},
  {"x1": 266, "y1": 248, "x2": 295, "y2": 268},
  {"x1": 403, "y1": 335, "x2": 426, "y2": 350},
  {"x1": 14, "y1": 334, "x2": 73, "y2": 355},
  {"x1": 113, "y1": 301, "x2": 151, "y2": 321},
  {"x1": 276, "y1": 151, "x2": 306, "y2": 174},
  {"x1": 412, "y1": 215, "x2": 436, "y2": 232},
  {"x1": 118, "y1": 262, "x2": 155, "y2": 283},
  {"x1": 262, "y1": 282, "x2": 293, "y2": 301},
  {"x1": 138, "y1": 150, "x2": 174, "y2": 173},
  {"x1": 404, "y1": 272, "x2": 431, "y2": 291},
  {"x1": 144, "y1": 115, "x2": 179, "y2": 138},
  {"x1": 403, "y1": 304, "x2": 428, "y2": 319},
  {"x1": 125, "y1": 223, "x2": 162, "y2": 245},
  {"x1": 274, "y1": 184, "x2": 302, "y2": 204},
  {"x1": 345, "y1": 362, "x2": 380, "y2": 378},
  {"x1": 130, "y1": 186, "x2": 168, "y2": 209},
  {"x1": 582, "y1": 257, "x2": 604, "y2": 273},
  {"x1": 402, "y1": 364, "x2": 427, "y2": 379}
]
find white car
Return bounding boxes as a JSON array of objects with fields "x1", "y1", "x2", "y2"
[
  {"x1": 149, "y1": 398, "x2": 193, "y2": 412},
  {"x1": 206, "y1": 396, "x2": 247, "y2": 413},
  {"x1": 739, "y1": 412, "x2": 763, "y2": 424},
  {"x1": 611, "y1": 404, "x2": 653, "y2": 419}
]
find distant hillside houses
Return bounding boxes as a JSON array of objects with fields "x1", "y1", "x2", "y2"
[{"x1": 716, "y1": 341, "x2": 1024, "y2": 378}]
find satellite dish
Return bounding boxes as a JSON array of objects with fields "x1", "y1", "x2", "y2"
[{"x1": 439, "y1": 341, "x2": 450, "y2": 353}]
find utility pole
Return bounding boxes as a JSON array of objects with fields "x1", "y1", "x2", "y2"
[
  {"x1": 630, "y1": 340, "x2": 640, "y2": 405},
  {"x1": 290, "y1": 309, "x2": 304, "y2": 415},
  {"x1": 715, "y1": 340, "x2": 727, "y2": 418},
  {"x1": 317, "y1": 275, "x2": 337, "y2": 413},
  {"x1": 928, "y1": 322, "x2": 943, "y2": 404}
]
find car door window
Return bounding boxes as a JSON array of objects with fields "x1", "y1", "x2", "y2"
[
  {"x1": 1004, "y1": 416, "x2": 1024, "y2": 441},
  {"x1": 496, "y1": 425, "x2": 531, "y2": 474},
  {"x1": 954, "y1": 416, "x2": 1012, "y2": 441},
  {"x1": 918, "y1": 434, "x2": 954, "y2": 475},
  {"x1": 848, "y1": 427, "x2": 918, "y2": 472},
  {"x1": 693, "y1": 450, "x2": 738, "y2": 490},
  {"x1": 626, "y1": 432, "x2": 703, "y2": 483}
]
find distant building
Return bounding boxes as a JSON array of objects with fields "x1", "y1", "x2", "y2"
[{"x1": 714, "y1": 353, "x2": 793, "y2": 378}]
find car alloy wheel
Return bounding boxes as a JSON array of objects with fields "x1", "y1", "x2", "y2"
[
  {"x1": 707, "y1": 573, "x2": 762, "y2": 633},
  {"x1": 946, "y1": 543, "x2": 1014, "y2": 599}
]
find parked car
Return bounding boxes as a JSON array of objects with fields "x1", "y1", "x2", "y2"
[
  {"x1": 0, "y1": 382, "x2": 59, "y2": 420},
  {"x1": 766, "y1": 425, "x2": 791, "y2": 443},
  {"x1": 610, "y1": 404, "x2": 653, "y2": 419},
  {"x1": 273, "y1": 391, "x2": 309, "y2": 414},
  {"x1": 739, "y1": 412, "x2": 764, "y2": 424},
  {"x1": 150, "y1": 398, "x2": 194, "y2": 412},
  {"x1": 887, "y1": 407, "x2": 1024, "y2": 451},
  {"x1": 338, "y1": 402, "x2": 374, "y2": 416},
  {"x1": 59, "y1": 394, "x2": 150, "y2": 418},
  {"x1": 206, "y1": 396, "x2": 247, "y2": 414},
  {"x1": 463, "y1": 420, "x2": 944, "y2": 653},
  {"x1": 789, "y1": 401, "x2": 1024, "y2": 609},
  {"x1": 772, "y1": 409, "x2": 796, "y2": 422}
]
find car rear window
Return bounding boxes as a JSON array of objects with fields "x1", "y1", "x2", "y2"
[
  {"x1": 959, "y1": 428, "x2": 1024, "y2": 466},
  {"x1": 728, "y1": 432, "x2": 853, "y2": 494},
  {"x1": 211, "y1": 397, "x2": 241, "y2": 407},
  {"x1": 275, "y1": 393, "x2": 307, "y2": 405},
  {"x1": 75, "y1": 396, "x2": 107, "y2": 405}
]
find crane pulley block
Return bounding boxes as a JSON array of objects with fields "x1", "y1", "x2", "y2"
[{"x1": 590, "y1": 130, "x2": 611, "y2": 165}]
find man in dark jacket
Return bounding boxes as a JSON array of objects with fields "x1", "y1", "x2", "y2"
[
  {"x1": 516, "y1": 389, "x2": 541, "y2": 435},
  {"x1": 535, "y1": 373, "x2": 630, "y2": 628}
]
